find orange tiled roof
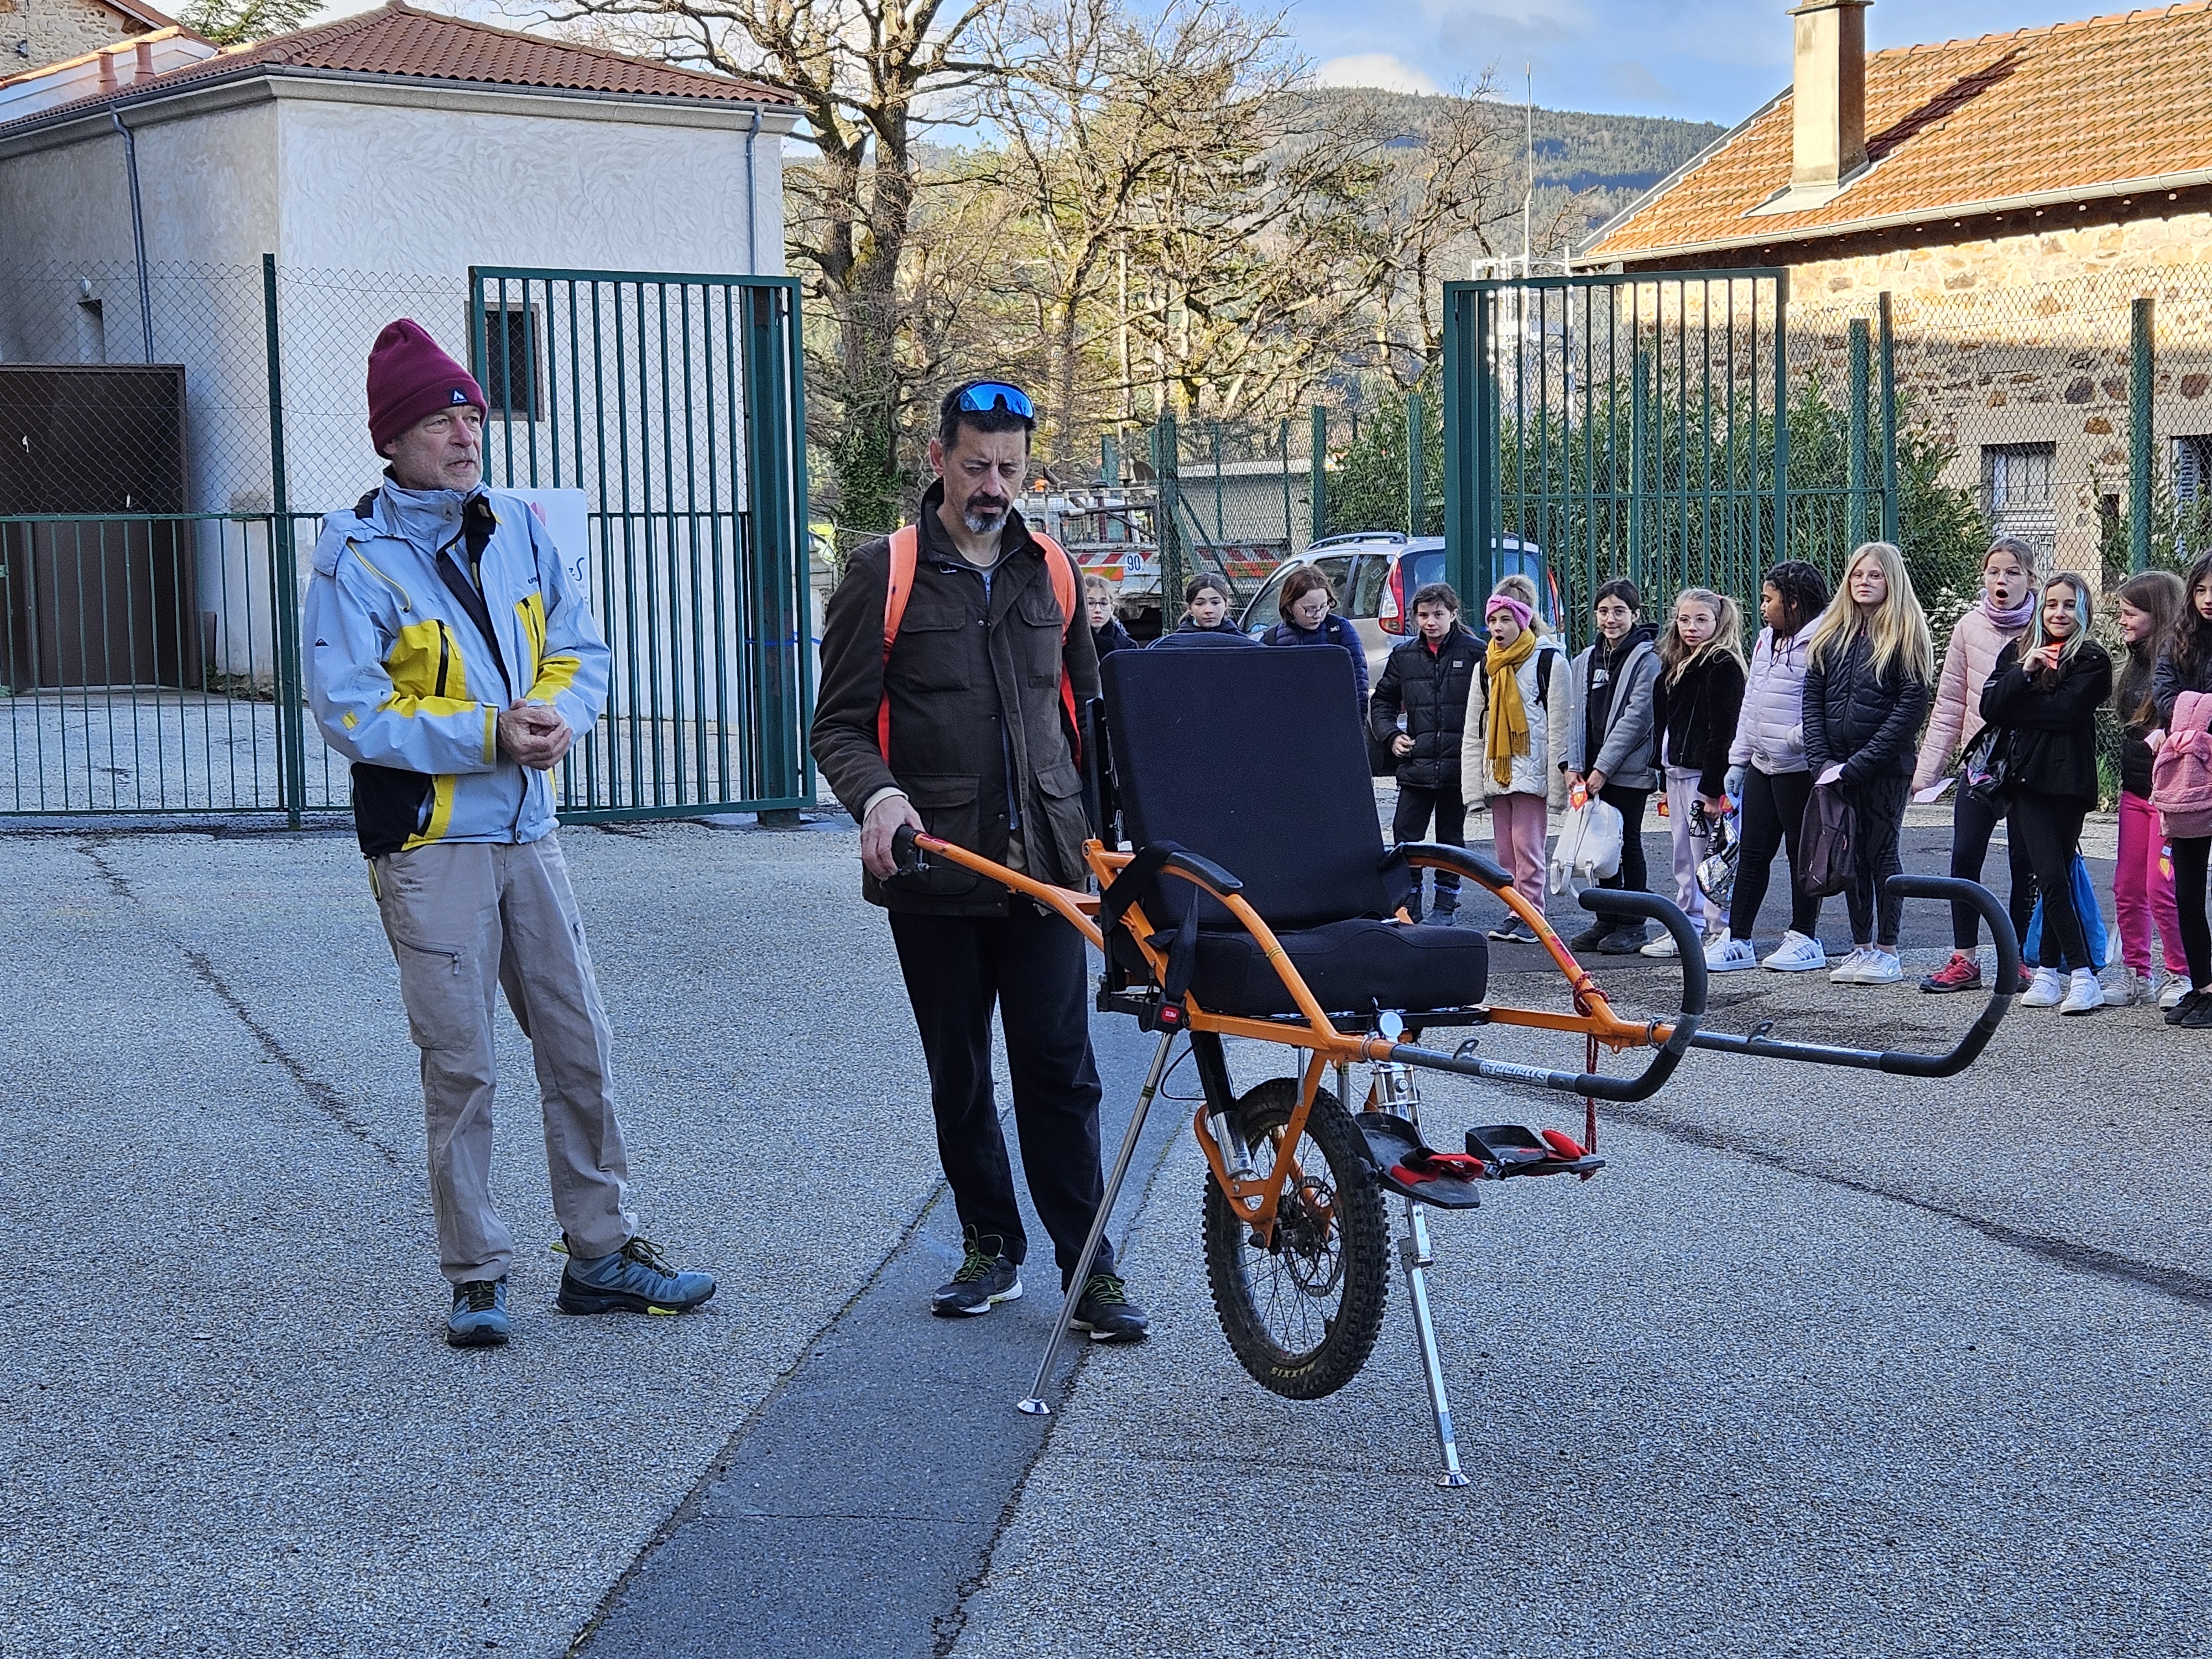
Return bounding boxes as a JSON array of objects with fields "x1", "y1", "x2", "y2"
[
  {"x1": 1585, "y1": 2, "x2": 2212, "y2": 262},
  {"x1": 2, "y1": 0, "x2": 791, "y2": 133}
]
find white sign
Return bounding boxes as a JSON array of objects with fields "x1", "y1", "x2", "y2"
[{"x1": 512, "y1": 488, "x2": 592, "y2": 597}]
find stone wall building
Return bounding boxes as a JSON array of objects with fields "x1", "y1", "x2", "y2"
[
  {"x1": 4, "y1": 0, "x2": 174, "y2": 74},
  {"x1": 1578, "y1": 0, "x2": 2212, "y2": 579}
]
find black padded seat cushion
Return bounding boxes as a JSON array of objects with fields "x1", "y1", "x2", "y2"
[
  {"x1": 1190, "y1": 916, "x2": 1488, "y2": 1018},
  {"x1": 1099, "y1": 646, "x2": 1486, "y2": 1018}
]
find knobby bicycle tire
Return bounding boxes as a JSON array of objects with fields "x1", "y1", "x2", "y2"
[{"x1": 1203, "y1": 1078, "x2": 1390, "y2": 1400}]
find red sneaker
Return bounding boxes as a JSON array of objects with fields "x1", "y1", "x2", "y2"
[{"x1": 1918, "y1": 951, "x2": 1983, "y2": 994}]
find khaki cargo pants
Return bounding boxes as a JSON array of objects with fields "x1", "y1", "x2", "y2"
[{"x1": 371, "y1": 832, "x2": 634, "y2": 1284}]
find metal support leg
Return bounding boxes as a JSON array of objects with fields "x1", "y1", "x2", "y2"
[
  {"x1": 1017, "y1": 1028, "x2": 1179, "y2": 1416},
  {"x1": 1398, "y1": 1196, "x2": 1469, "y2": 1488}
]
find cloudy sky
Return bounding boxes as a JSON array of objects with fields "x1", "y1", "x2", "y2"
[{"x1": 1302, "y1": 0, "x2": 2100, "y2": 123}]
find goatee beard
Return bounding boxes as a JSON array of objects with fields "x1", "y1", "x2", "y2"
[{"x1": 962, "y1": 502, "x2": 1008, "y2": 534}]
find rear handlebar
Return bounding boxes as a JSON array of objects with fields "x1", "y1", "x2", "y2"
[{"x1": 1683, "y1": 874, "x2": 2016, "y2": 1078}]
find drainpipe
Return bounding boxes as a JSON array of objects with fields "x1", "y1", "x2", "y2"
[
  {"x1": 742, "y1": 108, "x2": 763, "y2": 274},
  {"x1": 110, "y1": 105, "x2": 155, "y2": 362}
]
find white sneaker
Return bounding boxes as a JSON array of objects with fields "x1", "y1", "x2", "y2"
[
  {"x1": 2158, "y1": 973, "x2": 2195, "y2": 1012},
  {"x1": 2059, "y1": 968, "x2": 2105, "y2": 1015},
  {"x1": 2020, "y1": 966, "x2": 2065, "y2": 1008},
  {"x1": 1856, "y1": 948, "x2": 1904, "y2": 985},
  {"x1": 1706, "y1": 931, "x2": 1758, "y2": 973},
  {"x1": 1640, "y1": 932, "x2": 1679, "y2": 958},
  {"x1": 1828, "y1": 947, "x2": 1871, "y2": 984},
  {"x1": 2103, "y1": 967, "x2": 2151, "y2": 1008},
  {"x1": 1762, "y1": 930, "x2": 1827, "y2": 973}
]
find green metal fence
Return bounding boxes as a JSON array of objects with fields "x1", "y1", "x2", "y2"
[
  {"x1": 469, "y1": 268, "x2": 813, "y2": 821},
  {"x1": 1444, "y1": 269, "x2": 1896, "y2": 645},
  {"x1": 0, "y1": 258, "x2": 812, "y2": 822}
]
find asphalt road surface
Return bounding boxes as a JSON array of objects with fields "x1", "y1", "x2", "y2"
[{"x1": 7, "y1": 802, "x2": 2200, "y2": 1659}]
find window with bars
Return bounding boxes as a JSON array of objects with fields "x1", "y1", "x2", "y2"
[
  {"x1": 1982, "y1": 442, "x2": 2056, "y2": 554},
  {"x1": 2175, "y1": 435, "x2": 2212, "y2": 502},
  {"x1": 472, "y1": 304, "x2": 541, "y2": 421}
]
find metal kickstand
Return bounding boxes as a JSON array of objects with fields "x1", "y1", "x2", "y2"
[
  {"x1": 1399, "y1": 1194, "x2": 1469, "y2": 1488},
  {"x1": 1366, "y1": 1014, "x2": 1469, "y2": 1489},
  {"x1": 1018, "y1": 1027, "x2": 1180, "y2": 1416}
]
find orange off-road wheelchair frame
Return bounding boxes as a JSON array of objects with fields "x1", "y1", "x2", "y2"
[{"x1": 888, "y1": 646, "x2": 2018, "y2": 1486}]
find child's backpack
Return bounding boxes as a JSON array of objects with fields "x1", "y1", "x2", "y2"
[
  {"x1": 2152, "y1": 689, "x2": 2212, "y2": 839},
  {"x1": 1797, "y1": 781, "x2": 1856, "y2": 899}
]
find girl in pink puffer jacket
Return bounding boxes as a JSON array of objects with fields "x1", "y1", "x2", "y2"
[
  {"x1": 1917, "y1": 538, "x2": 2041, "y2": 995},
  {"x1": 2152, "y1": 550, "x2": 2212, "y2": 1031}
]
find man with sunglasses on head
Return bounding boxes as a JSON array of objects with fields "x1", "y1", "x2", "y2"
[{"x1": 811, "y1": 381, "x2": 1150, "y2": 1342}]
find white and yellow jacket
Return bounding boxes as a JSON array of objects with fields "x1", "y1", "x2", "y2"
[{"x1": 304, "y1": 479, "x2": 609, "y2": 855}]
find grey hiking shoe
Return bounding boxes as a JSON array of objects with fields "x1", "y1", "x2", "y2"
[
  {"x1": 447, "y1": 1279, "x2": 510, "y2": 1348},
  {"x1": 557, "y1": 1237, "x2": 715, "y2": 1316}
]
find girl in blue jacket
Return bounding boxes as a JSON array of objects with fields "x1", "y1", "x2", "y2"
[{"x1": 1259, "y1": 562, "x2": 1369, "y2": 712}]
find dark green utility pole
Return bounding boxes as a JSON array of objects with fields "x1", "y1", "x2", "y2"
[
  {"x1": 1310, "y1": 405, "x2": 1328, "y2": 543},
  {"x1": 1102, "y1": 432, "x2": 1119, "y2": 487},
  {"x1": 1878, "y1": 291, "x2": 1898, "y2": 546},
  {"x1": 1848, "y1": 319, "x2": 1871, "y2": 549},
  {"x1": 2132, "y1": 296, "x2": 2155, "y2": 573},
  {"x1": 1407, "y1": 393, "x2": 1426, "y2": 536},
  {"x1": 263, "y1": 252, "x2": 305, "y2": 830},
  {"x1": 1151, "y1": 414, "x2": 1182, "y2": 613}
]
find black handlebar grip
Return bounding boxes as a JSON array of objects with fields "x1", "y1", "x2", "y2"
[
  {"x1": 891, "y1": 823, "x2": 925, "y2": 874},
  {"x1": 1576, "y1": 886, "x2": 1710, "y2": 1018}
]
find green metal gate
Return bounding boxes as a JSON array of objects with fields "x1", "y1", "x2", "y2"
[
  {"x1": 1444, "y1": 269, "x2": 1895, "y2": 643},
  {"x1": 469, "y1": 266, "x2": 813, "y2": 821}
]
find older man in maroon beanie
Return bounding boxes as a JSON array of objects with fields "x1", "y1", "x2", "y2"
[{"x1": 303, "y1": 319, "x2": 716, "y2": 1349}]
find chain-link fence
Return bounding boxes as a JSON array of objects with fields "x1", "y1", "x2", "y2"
[{"x1": 1796, "y1": 270, "x2": 2212, "y2": 590}]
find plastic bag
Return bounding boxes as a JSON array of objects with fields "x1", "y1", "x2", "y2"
[
  {"x1": 1694, "y1": 803, "x2": 1739, "y2": 907},
  {"x1": 2023, "y1": 851, "x2": 2109, "y2": 971},
  {"x1": 1549, "y1": 796, "x2": 1625, "y2": 895}
]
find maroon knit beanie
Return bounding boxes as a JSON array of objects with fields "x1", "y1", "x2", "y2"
[{"x1": 366, "y1": 319, "x2": 486, "y2": 455}]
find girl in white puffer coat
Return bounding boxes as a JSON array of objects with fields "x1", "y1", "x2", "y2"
[{"x1": 1708, "y1": 561, "x2": 1831, "y2": 974}]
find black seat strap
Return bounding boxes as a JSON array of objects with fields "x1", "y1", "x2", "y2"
[{"x1": 1098, "y1": 842, "x2": 1203, "y2": 1007}]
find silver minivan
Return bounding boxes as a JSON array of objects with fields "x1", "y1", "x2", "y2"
[{"x1": 1238, "y1": 533, "x2": 1558, "y2": 679}]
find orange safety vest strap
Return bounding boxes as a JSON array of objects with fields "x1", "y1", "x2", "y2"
[{"x1": 878, "y1": 525, "x2": 1082, "y2": 763}]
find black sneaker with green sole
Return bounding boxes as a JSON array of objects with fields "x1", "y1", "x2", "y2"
[
  {"x1": 931, "y1": 1235, "x2": 1022, "y2": 1317},
  {"x1": 1070, "y1": 1272, "x2": 1150, "y2": 1343}
]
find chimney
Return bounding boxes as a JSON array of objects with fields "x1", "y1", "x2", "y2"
[{"x1": 1790, "y1": 0, "x2": 1870, "y2": 191}]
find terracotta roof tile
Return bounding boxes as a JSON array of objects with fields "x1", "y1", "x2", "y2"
[
  {"x1": 1587, "y1": 2, "x2": 2212, "y2": 261},
  {"x1": 2, "y1": 0, "x2": 791, "y2": 134}
]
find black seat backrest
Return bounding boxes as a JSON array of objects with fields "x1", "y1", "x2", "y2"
[{"x1": 1100, "y1": 644, "x2": 1406, "y2": 927}]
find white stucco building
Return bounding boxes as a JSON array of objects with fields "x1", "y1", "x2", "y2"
[
  {"x1": 0, "y1": 1, "x2": 799, "y2": 685},
  {"x1": 2, "y1": 1, "x2": 795, "y2": 502}
]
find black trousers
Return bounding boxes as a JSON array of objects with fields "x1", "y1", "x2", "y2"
[
  {"x1": 1949, "y1": 784, "x2": 2038, "y2": 957},
  {"x1": 1728, "y1": 766, "x2": 1818, "y2": 939},
  {"x1": 889, "y1": 904, "x2": 1111, "y2": 1285},
  {"x1": 1842, "y1": 772, "x2": 1911, "y2": 947},
  {"x1": 1596, "y1": 784, "x2": 1651, "y2": 895},
  {"x1": 1392, "y1": 780, "x2": 1467, "y2": 899},
  {"x1": 2173, "y1": 836, "x2": 2212, "y2": 987},
  {"x1": 2006, "y1": 791, "x2": 2093, "y2": 973}
]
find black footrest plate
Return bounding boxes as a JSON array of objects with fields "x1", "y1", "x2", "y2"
[
  {"x1": 1357, "y1": 1112, "x2": 1483, "y2": 1209},
  {"x1": 1467, "y1": 1123, "x2": 1605, "y2": 1180}
]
